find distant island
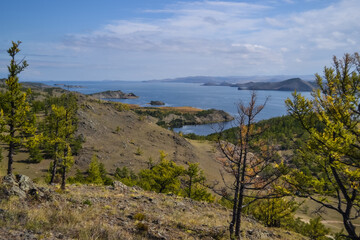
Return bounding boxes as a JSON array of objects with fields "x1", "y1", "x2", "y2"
[
  {"x1": 54, "y1": 84, "x2": 84, "y2": 88},
  {"x1": 89, "y1": 90, "x2": 138, "y2": 99},
  {"x1": 203, "y1": 78, "x2": 316, "y2": 92},
  {"x1": 149, "y1": 100, "x2": 165, "y2": 106}
]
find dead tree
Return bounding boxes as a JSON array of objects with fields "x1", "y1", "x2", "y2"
[{"x1": 216, "y1": 92, "x2": 284, "y2": 239}]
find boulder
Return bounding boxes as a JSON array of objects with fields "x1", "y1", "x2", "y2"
[
  {"x1": 1, "y1": 174, "x2": 27, "y2": 199},
  {"x1": 0, "y1": 174, "x2": 50, "y2": 200}
]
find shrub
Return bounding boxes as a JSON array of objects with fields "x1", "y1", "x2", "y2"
[{"x1": 138, "y1": 151, "x2": 184, "y2": 193}]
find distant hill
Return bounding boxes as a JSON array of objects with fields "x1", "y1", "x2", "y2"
[
  {"x1": 146, "y1": 75, "x2": 314, "y2": 84},
  {"x1": 234, "y1": 78, "x2": 316, "y2": 91}
]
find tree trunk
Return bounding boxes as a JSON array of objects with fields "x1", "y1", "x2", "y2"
[
  {"x1": 188, "y1": 175, "x2": 192, "y2": 198},
  {"x1": 7, "y1": 104, "x2": 15, "y2": 175},
  {"x1": 7, "y1": 139, "x2": 14, "y2": 175},
  {"x1": 7, "y1": 123, "x2": 15, "y2": 175},
  {"x1": 50, "y1": 157, "x2": 58, "y2": 184},
  {"x1": 342, "y1": 213, "x2": 358, "y2": 239},
  {"x1": 50, "y1": 144, "x2": 58, "y2": 184},
  {"x1": 234, "y1": 118, "x2": 251, "y2": 239},
  {"x1": 61, "y1": 165, "x2": 66, "y2": 190},
  {"x1": 61, "y1": 148, "x2": 68, "y2": 190},
  {"x1": 230, "y1": 162, "x2": 241, "y2": 239},
  {"x1": 235, "y1": 182, "x2": 245, "y2": 238}
]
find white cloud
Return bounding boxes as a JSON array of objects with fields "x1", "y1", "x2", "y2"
[{"x1": 57, "y1": 0, "x2": 360, "y2": 79}]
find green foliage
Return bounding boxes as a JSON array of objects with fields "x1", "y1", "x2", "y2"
[
  {"x1": 26, "y1": 133, "x2": 43, "y2": 163},
  {"x1": 112, "y1": 102, "x2": 130, "y2": 112},
  {"x1": 30, "y1": 100, "x2": 45, "y2": 114},
  {"x1": 67, "y1": 168, "x2": 86, "y2": 184},
  {"x1": 99, "y1": 162, "x2": 113, "y2": 185},
  {"x1": 68, "y1": 155, "x2": 113, "y2": 185},
  {"x1": 43, "y1": 93, "x2": 78, "y2": 188},
  {"x1": 305, "y1": 217, "x2": 330, "y2": 240},
  {"x1": 285, "y1": 217, "x2": 330, "y2": 240},
  {"x1": 182, "y1": 162, "x2": 213, "y2": 202},
  {"x1": 114, "y1": 166, "x2": 138, "y2": 186},
  {"x1": 0, "y1": 41, "x2": 38, "y2": 174},
  {"x1": 138, "y1": 151, "x2": 184, "y2": 193},
  {"x1": 86, "y1": 155, "x2": 104, "y2": 185},
  {"x1": 285, "y1": 53, "x2": 360, "y2": 239},
  {"x1": 82, "y1": 199, "x2": 92, "y2": 206},
  {"x1": 115, "y1": 166, "x2": 137, "y2": 179},
  {"x1": 133, "y1": 212, "x2": 146, "y2": 221},
  {"x1": 244, "y1": 197, "x2": 299, "y2": 227},
  {"x1": 184, "y1": 114, "x2": 315, "y2": 150},
  {"x1": 134, "y1": 146, "x2": 143, "y2": 156}
]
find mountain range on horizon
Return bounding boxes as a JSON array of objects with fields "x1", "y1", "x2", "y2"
[{"x1": 146, "y1": 74, "x2": 315, "y2": 84}]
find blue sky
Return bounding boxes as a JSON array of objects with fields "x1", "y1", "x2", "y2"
[{"x1": 0, "y1": 0, "x2": 358, "y2": 81}]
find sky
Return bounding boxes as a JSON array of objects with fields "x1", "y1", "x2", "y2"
[{"x1": 0, "y1": 0, "x2": 359, "y2": 81}]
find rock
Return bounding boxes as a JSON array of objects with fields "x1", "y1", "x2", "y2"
[
  {"x1": 9, "y1": 185, "x2": 27, "y2": 199},
  {"x1": 2, "y1": 174, "x2": 18, "y2": 185},
  {"x1": 150, "y1": 101, "x2": 165, "y2": 106},
  {"x1": 0, "y1": 174, "x2": 50, "y2": 200},
  {"x1": 112, "y1": 181, "x2": 129, "y2": 193},
  {"x1": 1, "y1": 174, "x2": 26, "y2": 199},
  {"x1": 17, "y1": 175, "x2": 36, "y2": 192}
]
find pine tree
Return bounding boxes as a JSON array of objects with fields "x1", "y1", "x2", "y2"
[{"x1": 0, "y1": 41, "x2": 36, "y2": 175}]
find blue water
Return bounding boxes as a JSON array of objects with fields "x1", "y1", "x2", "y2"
[{"x1": 41, "y1": 81, "x2": 310, "y2": 135}]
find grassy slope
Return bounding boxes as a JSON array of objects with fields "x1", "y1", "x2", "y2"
[{"x1": 0, "y1": 183, "x2": 308, "y2": 240}]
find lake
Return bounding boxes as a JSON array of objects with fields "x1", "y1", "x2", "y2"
[{"x1": 40, "y1": 80, "x2": 311, "y2": 135}]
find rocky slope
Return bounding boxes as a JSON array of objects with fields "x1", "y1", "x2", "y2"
[{"x1": 0, "y1": 176, "x2": 308, "y2": 240}]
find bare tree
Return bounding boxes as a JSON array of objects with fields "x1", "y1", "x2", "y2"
[{"x1": 215, "y1": 92, "x2": 284, "y2": 239}]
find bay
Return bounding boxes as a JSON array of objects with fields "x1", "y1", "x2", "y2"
[{"x1": 40, "y1": 80, "x2": 311, "y2": 135}]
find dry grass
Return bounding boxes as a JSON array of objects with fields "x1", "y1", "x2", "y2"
[{"x1": 0, "y1": 184, "x2": 309, "y2": 240}]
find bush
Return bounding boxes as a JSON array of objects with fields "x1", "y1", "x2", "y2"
[
  {"x1": 138, "y1": 151, "x2": 184, "y2": 193},
  {"x1": 114, "y1": 166, "x2": 138, "y2": 186}
]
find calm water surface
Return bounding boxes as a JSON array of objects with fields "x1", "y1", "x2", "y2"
[{"x1": 41, "y1": 81, "x2": 311, "y2": 135}]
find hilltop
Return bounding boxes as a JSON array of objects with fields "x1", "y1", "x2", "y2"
[
  {"x1": 203, "y1": 78, "x2": 316, "y2": 92},
  {"x1": 234, "y1": 78, "x2": 315, "y2": 91}
]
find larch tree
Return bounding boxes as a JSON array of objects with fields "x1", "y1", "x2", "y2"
[
  {"x1": 183, "y1": 162, "x2": 213, "y2": 201},
  {"x1": 44, "y1": 93, "x2": 78, "y2": 189},
  {"x1": 216, "y1": 92, "x2": 285, "y2": 239},
  {"x1": 0, "y1": 41, "x2": 36, "y2": 175},
  {"x1": 285, "y1": 53, "x2": 360, "y2": 239}
]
